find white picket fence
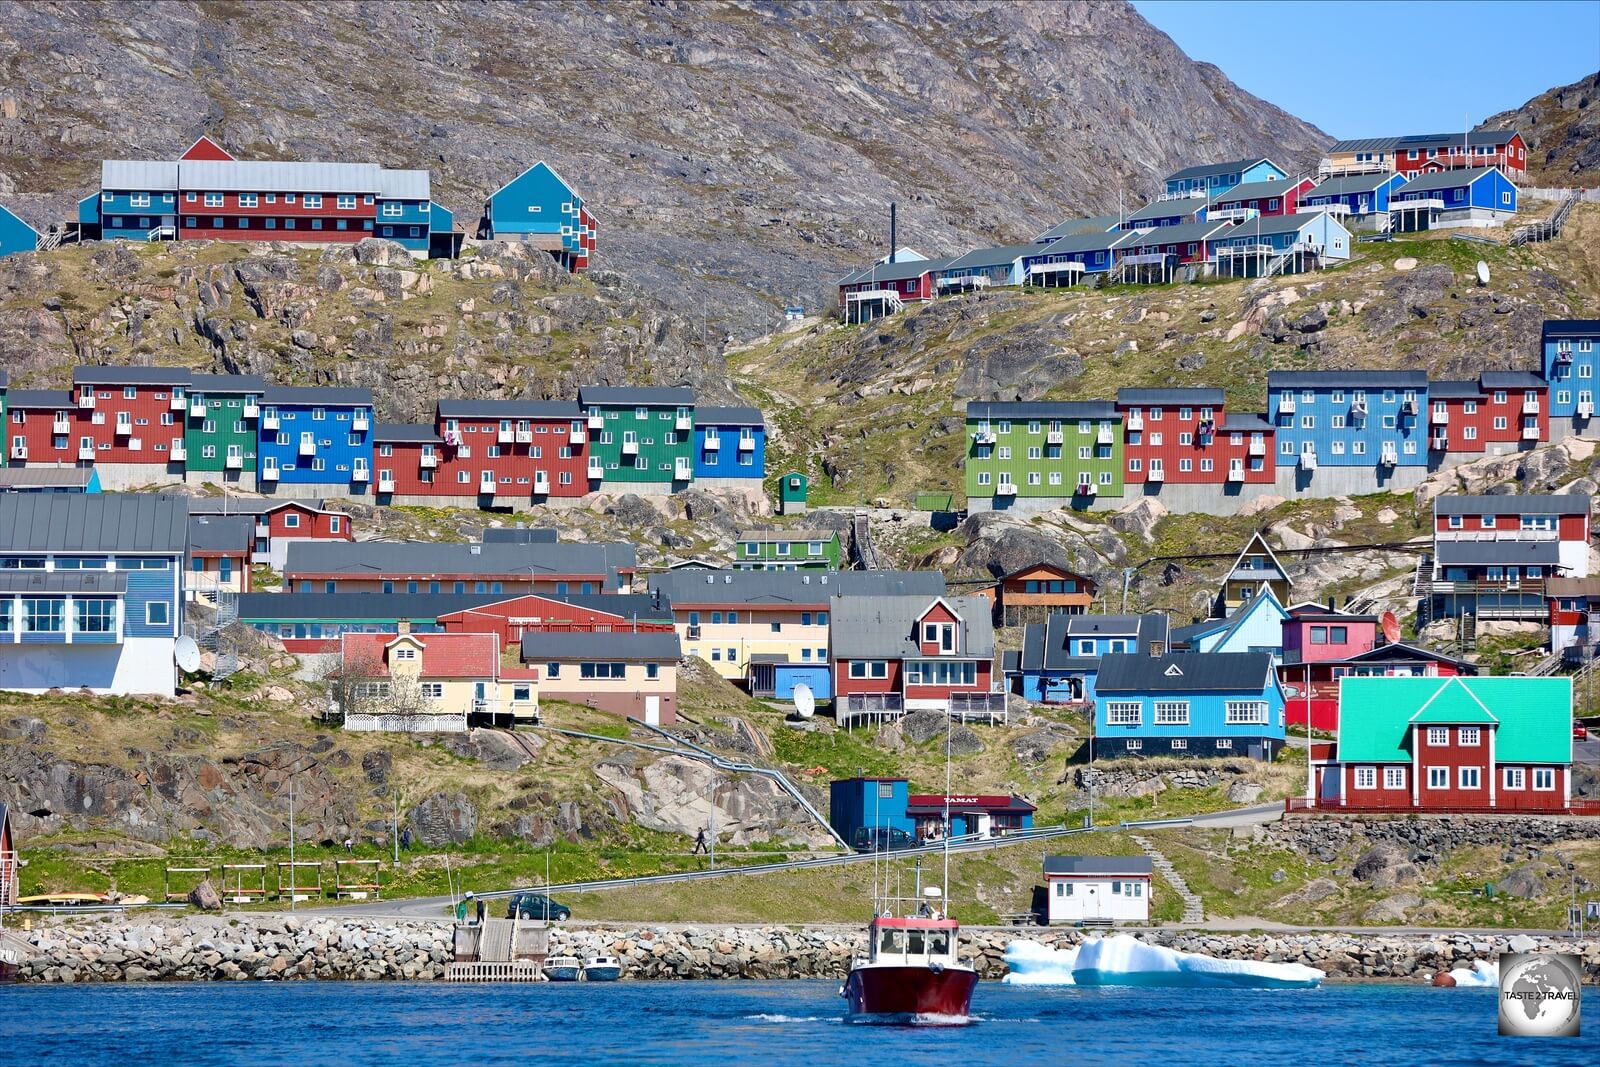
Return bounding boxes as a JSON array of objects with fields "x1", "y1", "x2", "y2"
[
  {"x1": 1520, "y1": 186, "x2": 1600, "y2": 204},
  {"x1": 343, "y1": 711, "x2": 467, "y2": 733}
]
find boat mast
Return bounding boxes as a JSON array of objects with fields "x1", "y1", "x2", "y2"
[{"x1": 942, "y1": 712, "x2": 952, "y2": 915}]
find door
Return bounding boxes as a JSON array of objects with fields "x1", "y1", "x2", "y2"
[
  {"x1": 644, "y1": 695, "x2": 661, "y2": 726},
  {"x1": 1087, "y1": 883, "x2": 1101, "y2": 919},
  {"x1": 974, "y1": 812, "x2": 993, "y2": 839}
]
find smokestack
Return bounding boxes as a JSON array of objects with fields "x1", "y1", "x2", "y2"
[{"x1": 889, "y1": 202, "x2": 897, "y2": 264}]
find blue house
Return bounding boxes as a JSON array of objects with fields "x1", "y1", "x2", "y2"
[
  {"x1": 1540, "y1": 319, "x2": 1599, "y2": 433},
  {"x1": 1020, "y1": 229, "x2": 1137, "y2": 286},
  {"x1": 0, "y1": 494, "x2": 186, "y2": 696},
  {"x1": 1033, "y1": 215, "x2": 1121, "y2": 243},
  {"x1": 1389, "y1": 167, "x2": 1518, "y2": 232},
  {"x1": 481, "y1": 161, "x2": 595, "y2": 272},
  {"x1": 1012, "y1": 613, "x2": 1169, "y2": 703},
  {"x1": 1208, "y1": 211, "x2": 1353, "y2": 277},
  {"x1": 0, "y1": 204, "x2": 39, "y2": 258},
  {"x1": 1300, "y1": 173, "x2": 1408, "y2": 223},
  {"x1": 1171, "y1": 585, "x2": 1287, "y2": 662},
  {"x1": 1091, "y1": 651, "x2": 1286, "y2": 760},
  {"x1": 258, "y1": 386, "x2": 375, "y2": 493},
  {"x1": 1118, "y1": 199, "x2": 1202, "y2": 231},
  {"x1": 88, "y1": 160, "x2": 180, "y2": 241},
  {"x1": 829, "y1": 777, "x2": 914, "y2": 850},
  {"x1": 693, "y1": 405, "x2": 765, "y2": 482},
  {"x1": 1268, "y1": 370, "x2": 1427, "y2": 474},
  {"x1": 374, "y1": 169, "x2": 449, "y2": 255},
  {"x1": 1163, "y1": 158, "x2": 1288, "y2": 198},
  {"x1": 936, "y1": 245, "x2": 1037, "y2": 291}
]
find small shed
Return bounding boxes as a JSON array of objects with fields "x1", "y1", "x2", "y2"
[
  {"x1": 747, "y1": 654, "x2": 832, "y2": 700},
  {"x1": 778, "y1": 471, "x2": 810, "y2": 515},
  {"x1": 1043, "y1": 855, "x2": 1153, "y2": 925}
]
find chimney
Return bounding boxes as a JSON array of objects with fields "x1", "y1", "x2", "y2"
[
  {"x1": 889, "y1": 202, "x2": 897, "y2": 264},
  {"x1": 397, "y1": 620, "x2": 411, "y2": 635}
]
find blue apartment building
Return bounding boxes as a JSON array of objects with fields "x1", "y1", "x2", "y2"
[
  {"x1": 1268, "y1": 370, "x2": 1428, "y2": 475},
  {"x1": 1163, "y1": 158, "x2": 1288, "y2": 198},
  {"x1": 693, "y1": 406, "x2": 766, "y2": 483},
  {"x1": 257, "y1": 386, "x2": 374, "y2": 494},
  {"x1": 1541, "y1": 319, "x2": 1599, "y2": 434}
]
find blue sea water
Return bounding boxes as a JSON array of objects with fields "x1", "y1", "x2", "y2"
[{"x1": 0, "y1": 980, "x2": 1595, "y2": 1066}]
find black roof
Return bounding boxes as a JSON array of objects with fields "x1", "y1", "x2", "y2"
[
  {"x1": 1428, "y1": 379, "x2": 1483, "y2": 399},
  {"x1": 966, "y1": 400, "x2": 1118, "y2": 420},
  {"x1": 1043, "y1": 855, "x2": 1153, "y2": 876},
  {"x1": 1116, "y1": 388, "x2": 1225, "y2": 407},
  {"x1": 373, "y1": 423, "x2": 443, "y2": 443},
  {"x1": 1542, "y1": 320, "x2": 1600, "y2": 341},
  {"x1": 263, "y1": 385, "x2": 373, "y2": 406},
  {"x1": 649, "y1": 568, "x2": 943, "y2": 606},
  {"x1": 1094, "y1": 651, "x2": 1274, "y2": 693},
  {"x1": 1478, "y1": 371, "x2": 1546, "y2": 390},
  {"x1": 1269, "y1": 370, "x2": 1428, "y2": 389},
  {"x1": 696, "y1": 406, "x2": 764, "y2": 427},
  {"x1": 437, "y1": 399, "x2": 579, "y2": 419},
  {"x1": 521, "y1": 629, "x2": 681, "y2": 661},
  {"x1": 283, "y1": 539, "x2": 636, "y2": 579},
  {"x1": 1434, "y1": 540, "x2": 1561, "y2": 567},
  {"x1": 1434, "y1": 494, "x2": 1589, "y2": 516},
  {"x1": 578, "y1": 386, "x2": 695, "y2": 407},
  {"x1": 72, "y1": 365, "x2": 190, "y2": 386},
  {"x1": 187, "y1": 514, "x2": 255, "y2": 554},
  {"x1": 8, "y1": 389, "x2": 73, "y2": 407},
  {"x1": 1017, "y1": 613, "x2": 1169, "y2": 672},
  {"x1": 190, "y1": 373, "x2": 267, "y2": 392},
  {"x1": 238, "y1": 591, "x2": 670, "y2": 622},
  {"x1": 0, "y1": 494, "x2": 188, "y2": 553}
]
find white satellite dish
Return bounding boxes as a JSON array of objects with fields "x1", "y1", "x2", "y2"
[
  {"x1": 792, "y1": 683, "x2": 815, "y2": 720},
  {"x1": 1476, "y1": 260, "x2": 1490, "y2": 286},
  {"x1": 174, "y1": 635, "x2": 201, "y2": 674}
]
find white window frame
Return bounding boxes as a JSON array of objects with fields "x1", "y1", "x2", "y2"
[
  {"x1": 1224, "y1": 700, "x2": 1268, "y2": 725},
  {"x1": 1153, "y1": 701, "x2": 1189, "y2": 725},
  {"x1": 1458, "y1": 726, "x2": 1480, "y2": 746},
  {"x1": 1106, "y1": 701, "x2": 1142, "y2": 726},
  {"x1": 1383, "y1": 766, "x2": 1405, "y2": 790},
  {"x1": 1426, "y1": 766, "x2": 1448, "y2": 789},
  {"x1": 1532, "y1": 768, "x2": 1556, "y2": 791},
  {"x1": 1426, "y1": 726, "x2": 1448, "y2": 746},
  {"x1": 1458, "y1": 766, "x2": 1481, "y2": 790},
  {"x1": 1354, "y1": 767, "x2": 1376, "y2": 790},
  {"x1": 1503, "y1": 767, "x2": 1525, "y2": 790}
]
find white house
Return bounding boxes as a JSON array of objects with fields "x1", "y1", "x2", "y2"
[{"x1": 1043, "y1": 855, "x2": 1153, "y2": 925}]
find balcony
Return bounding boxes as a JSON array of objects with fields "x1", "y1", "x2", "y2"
[
  {"x1": 78, "y1": 445, "x2": 97, "y2": 461},
  {"x1": 115, "y1": 417, "x2": 132, "y2": 436},
  {"x1": 1523, "y1": 425, "x2": 1541, "y2": 440},
  {"x1": 52, "y1": 416, "x2": 70, "y2": 434},
  {"x1": 77, "y1": 392, "x2": 95, "y2": 410},
  {"x1": 169, "y1": 393, "x2": 187, "y2": 410},
  {"x1": 674, "y1": 457, "x2": 693, "y2": 481},
  {"x1": 587, "y1": 412, "x2": 604, "y2": 430},
  {"x1": 262, "y1": 412, "x2": 280, "y2": 430},
  {"x1": 479, "y1": 475, "x2": 497, "y2": 496},
  {"x1": 1402, "y1": 398, "x2": 1419, "y2": 415},
  {"x1": 1393, "y1": 197, "x2": 1445, "y2": 212},
  {"x1": 1555, "y1": 346, "x2": 1573, "y2": 364},
  {"x1": 1379, "y1": 446, "x2": 1398, "y2": 467},
  {"x1": 352, "y1": 412, "x2": 369, "y2": 432},
  {"x1": 254, "y1": 522, "x2": 270, "y2": 539},
  {"x1": 1228, "y1": 466, "x2": 1245, "y2": 482},
  {"x1": 1430, "y1": 434, "x2": 1450, "y2": 450},
  {"x1": 225, "y1": 452, "x2": 242, "y2": 469},
  {"x1": 686, "y1": 624, "x2": 702, "y2": 641},
  {"x1": 622, "y1": 438, "x2": 638, "y2": 455},
  {"x1": 533, "y1": 473, "x2": 550, "y2": 495},
  {"x1": 1300, "y1": 450, "x2": 1318, "y2": 470},
  {"x1": 1147, "y1": 465, "x2": 1165, "y2": 481},
  {"x1": 973, "y1": 429, "x2": 996, "y2": 446},
  {"x1": 243, "y1": 399, "x2": 259, "y2": 419},
  {"x1": 8, "y1": 444, "x2": 24, "y2": 461},
  {"x1": 738, "y1": 435, "x2": 755, "y2": 451},
  {"x1": 190, "y1": 397, "x2": 207, "y2": 418},
  {"x1": 1431, "y1": 407, "x2": 1449, "y2": 425},
  {"x1": 1579, "y1": 402, "x2": 1595, "y2": 419},
  {"x1": 1096, "y1": 426, "x2": 1114, "y2": 445},
  {"x1": 1077, "y1": 481, "x2": 1098, "y2": 496},
  {"x1": 675, "y1": 413, "x2": 693, "y2": 431},
  {"x1": 1249, "y1": 437, "x2": 1266, "y2": 456},
  {"x1": 996, "y1": 482, "x2": 1017, "y2": 496},
  {"x1": 1046, "y1": 429, "x2": 1064, "y2": 445},
  {"x1": 703, "y1": 434, "x2": 721, "y2": 451},
  {"x1": 497, "y1": 426, "x2": 514, "y2": 443},
  {"x1": 127, "y1": 437, "x2": 143, "y2": 452},
  {"x1": 1522, "y1": 397, "x2": 1540, "y2": 414},
  {"x1": 352, "y1": 465, "x2": 370, "y2": 482},
  {"x1": 261, "y1": 460, "x2": 280, "y2": 481},
  {"x1": 377, "y1": 474, "x2": 395, "y2": 494},
  {"x1": 588, "y1": 458, "x2": 605, "y2": 480},
  {"x1": 1125, "y1": 412, "x2": 1144, "y2": 431},
  {"x1": 1349, "y1": 400, "x2": 1367, "y2": 419},
  {"x1": 419, "y1": 452, "x2": 438, "y2": 468},
  {"x1": 1277, "y1": 396, "x2": 1296, "y2": 415},
  {"x1": 515, "y1": 429, "x2": 532, "y2": 444},
  {"x1": 298, "y1": 437, "x2": 317, "y2": 456},
  {"x1": 170, "y1": 443, "x2": 187, "y2": 462},
  {"x1": 1317, "y1": 157, "x2": 1389, "y2": 177}
]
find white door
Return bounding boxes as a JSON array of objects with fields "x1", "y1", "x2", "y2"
[
  {"x1": 974, "y1": 812, "x2": 992, "y2": 839},
  {"x1": 1087, "y1": 883, "x2": 1101, "y2": 919},
  {"x1": 644, "y1": 695, "x2": 661, "y2": 726}
]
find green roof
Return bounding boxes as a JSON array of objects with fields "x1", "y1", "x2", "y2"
[{"x1": 1338, "y1": 677, "x2": 1571, "y2": 764}]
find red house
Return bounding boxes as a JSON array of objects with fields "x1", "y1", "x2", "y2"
[
  {"x1": 994, "y1": 562, "x2": 1098, "y2": 626},
  {"x1": 1283, "y1": 641, "x2": 1474, "y2": 731},
  {"x1": 1207, "y1": 177, "x2": 1316, "y2": 219},
  {"x1": 1393, "y1": 132, "x2": 1528, "y2": 177},
  {"x1": 71, "y1": 366, "x2": 190, "y2": 474},
  {"x1": 1304, "y1": 677, "x2": 1577, "y2": 814},
  {"x1": 373, "y1": 423, "x2": 445, "y2": 499},
  {"x1": 830, "y1": 594, "x2": 1002, "y2": 724},
  {"x1": 0, "y1": 800, "x2": 18, "y2": 907},
  {"x1": 435, "y1": 400, "x2": 591, "y2": 502},
  {"x1": 437, "y1": 592, "x2": 676, "y2": 648},
  {"x1": 6, "y1": 389, "x2": 76, "y2": 466},
  {"x1": 1117, "y1": 388, "x2": 1274, "y2": 487},
  {"x1": 1116, "y1": 220, "x2": 1234, "y2": 270}
]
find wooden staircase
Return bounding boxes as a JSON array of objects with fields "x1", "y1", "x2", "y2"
[{"x1": 1131, "y1": 834, "x2": 1203, "y2": 924}]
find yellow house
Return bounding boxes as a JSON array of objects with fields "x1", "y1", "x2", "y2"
[
  {"x1": 337, "y1": 630, "x2": 538, "y2": 731},
  {"x1": 1220, "y1": 531, "x2": 1294, "y2": 615}
]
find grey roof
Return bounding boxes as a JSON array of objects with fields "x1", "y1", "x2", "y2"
[
  {"x1": 0, "y1": 494, "x2": 187, "y2": 553},
  {"x1": 284, "y1": 540, "x2": 636, "y2": 579},
  {"x1": 101, "y1": 159, "x2": 179, "y2": 191},
  {"x1": 1126, "y1": 200, "x2": 1198, "y2": 223},
  {"x1": 827, "y1": 594, "x2": 994, "y2": 659},
  {"x1": 238, "y1": 591, "x2": 670, "y2": 623},
  {"x1": 1017, "y1": 613, "x2": 1169, "y2": 672},
  {"x1": 837, "y1": 258, "x2": 954, "y2": 285},
  {"x1": 1031, "y1": 229, "x2": 1138, "y2": 258},
  {"x1": 1428, "y1": 379, "x2": 1483, "y2": 399},
  {"x1": 373, "y1": 423, "x2": 442, "y2": 442},
  {"x1": 1268, "y1": 370, "x2": 1429, "y2": 389},
  {"x1": 966, "y1": 400, "x2": 1118, "y2": 420},
  {"x1": 1434, "y1": 540, "x2": 1562, "y2": 567},
  {"x1": 1478, "y1": 371, "x2": 1546, "y2": 389},
  {"x1": 1094, "y1": 651, "x2": 1274, "y2": 693},
  {"x1": 481, "y1": 527, "x2": 560, "y2": 544},
  {"x1": 1210, "y1": 213, "x2": 1332, "y2": 239},
  {"x1": 1222, "y1": 412, "x2": 1273, "y2": 431},
  {"x1": 1043, "y1": 855, "x2": 1153, "y2": 877},
  {"x1": 696, "y1": 406, "x2": 764, "y2": 427},
  {"x1": 1394, "y1": 167, "x2": 1502, "y2": 195},
  {"x1": 737, "y1": 529, "x2": 836, "y2": 544},
  {"x1": 1305, "y1": 173, "x2": 1401, "y2": 197},
  {"x1": 0, "y1": 570, "x2": 128, "y2": 595},
  {"x1": 578, "y1": 386, "x2": 696, "y2": 407},
  {"x1": 377, "y1": 168, "x2": 431, "y2": 200},
  {"x1": 0, "y1": 467, "x2": 95, "y2": 489},
  {"x1": 1118, "y1": 220, "x2": 1234, "y2": 249},
  {"x1": 7, "y1": 389, "x2": 72, "y2": 407},
  {"x1": 1116, "y1": 388, "x2": 1225, "y2": 407},
  {"x1": 1329, "y1": 131, "x2": 1520, "y2": 153},
  {"x1": 1165, "y1": 157, "x2": 1277, "y2": 182},
  {"x1": 1033, "y1": 215, "x2": 1122, "y2": 241},
  {"x1": 1542, "y1": 320, "x2": 1600, "y2": 340},
  {"x1": 649, "y1": 568, "x2": 944, "y2": 607},
  {"x1": 942, "y1": 244, "x2": 1039, "y2": 270},
  {"x1": 187, "y1": 514, "x2": 255, "y2": 554},
  {"x1": 262, "y1": 386, "x2": 373, "y2": 406},
  {"x1": 1434, "y1": 494, "x2": 1589, "y2": 516},
  {"x1": 181, "y1": 497, "x2": 327, "y2": 516},
  {"x1": 521, "y1": 629, "x2": 681, "y2": 662},
  {"x1": 73, "y1": 366, "x2": 190, "y2": 386},
  {"x1": 180, "y1": 159, "x2": 383, "y2": 194},
  {"x1": 189, "y1": 373, "x2": 267, "y2": 392},
  {"x1": 1211, "y1": 177, "x2": 1302, "y2": 204},
  {"x1": 436, "y1": 399, "x2": 579, "y2": 419}
]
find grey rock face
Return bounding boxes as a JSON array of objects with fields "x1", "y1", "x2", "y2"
[{"x1": 409, "y1": 792, "x2": 478, "y2": 846}]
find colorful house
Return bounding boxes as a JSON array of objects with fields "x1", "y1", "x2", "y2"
[
  {"x1": 1268, "y1": 370, "x2": 1428, "y2": 478},
  {"x1": 1282, "y1": 636, "x2": 1473, "y2": 732},
  {"x1": 1171, "y1": 585, "x2": 1288, "y2": 659},
  {"x1": 337, "y1": 630, "x2": 538, "y2": 732},
  {"x1": 829, "y1": 777, "x2": 914, "y2": 850},
  {"x1": 434, "y1": 399, "x2": 590, "y2": 503},
  {"x1": 481, "y1": 161, "x2": 596, "y2": 272},
  {"x1": 1425, "y1": 494, "x2": 1590, "y2": 623},
  {"x1": 68, "y1": 366, "x2": 192, "y2": 488},
  {"x1": 1044, "y1": 856, "x2": 1153, "y2": 925},
  {"x1": 693, "y1": 406, "x2": 765, "y2": 484},
  {"x1": 1298, "y1": 172, "x2": 1408, "y2": 226},
  {"x1": 1220, "y1": 532, "x2": 1294, "y2": 614},
  {"x1": 1118, "y1": 199, "x2": 1204, "y2": 231},
  {"x1": 1092, "y1": 651, "x2": 1286, "y2": 760},
  {"x1": 372, "y1": 423, "x2": 444, "y2": 502},
  {"x1": 1426, "y1": 373, "x2": 1548, "y2": 456},
  {"x1": 1012, "y1": 612, "x2": 1169, "y2": 703},
  {"x1": 907, "y1": 793, "x2": 1035, "y2": 839},
  {"x1": 936, "y1": 245, "x2": 1037, "y2": 291},
  {"x1": 965, "y1": 401, "x2": 1124, "y2": 509},
  {"x1": 519, "y1": 629, "x2": 679, "y2": 725},
  {"x1": 1019, "y1": 229, "x2": 1137, "y2": 286},
  {"x1": 734, "y1": 529, "x2": 841, "y2": 570},
  {"x1": 1548, "y1": 578, "x2": 1600, "y2": 659},
  {"x1": 829, "y1": 594, "x2": 1001, "y2": 722},
  {"x1": 184, "y1": 373, "x2": 265, "y2": 485},
  {"x1": 995, "y1": 562, "x2": 1098, "y2": 626},
  {"x1": 580, "y1": 386, "x2": 695, "y2": 491},
  {"x1": 1117, "y1": 387, "x2": 1271, "y2": 489},
  {"x1": 837, "y1": 257, "x2": 952, "y2": 322},
  {"x1": 1114, "y1": 220, "x2": 1235, "y2": 282},
  {"x1": 257, "y1": 386, "x2": 374, "y2": 495},
  {"x1": 1163, "y1": 158, "x2": 1288, "y2": 198},
  {"x1": 1309, "y1": 677, "x2": 1572, "y2": 812},
  {"x1": 1541, "y1": 319, "x2": 1600, "y2": 436},
  {"x1": 0, "y1": 203, "x2": 40, "y2": 258},
  {"x1": 1320, "y1": 131, "x2": 1527, "y2": 179},
  {"x1": 1204, "y1": 177, "x2": 1317, "y2": 220},
  {"x1": 1207, "y1": 210, "x2": 1353, "y2": 277},
  {"x1": 1389, "y1": 167, "x2": 1519, "y2": 232},
  {"x1": 185, "y1": 513, "x2": 253, "y2": 600},
  {"x1": 0, "y1": 494, "x2": 186, "y2": 696},
  {"x1": 239, "y1": 590, "x2": 595, "y2": 654},
  {"x1": 1032, "y1": 215, "x2": 1121, "y2": 243}
]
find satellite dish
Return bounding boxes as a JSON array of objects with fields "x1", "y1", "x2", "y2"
[
  {"x1": 174, "y1": 635, "x2": 202, "y2": 674},
  {"x1": 1476, "y1": 261, "x2": 1490, "y2": 286},
  {"x1": 792, "y1": 683, "x2": 815, "y2": 720},
  {"x1": 1283, "y1": 685, "x2": 1302, "y2": 699},
  {"x1": 1381, "y1": 610, "x2": 1402, "y2": 645}
]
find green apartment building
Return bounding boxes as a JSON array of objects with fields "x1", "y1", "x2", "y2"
[
  {"x1": 580, "y1": 386, "x2": 695, "y2": 488},
  {"x1": 735, "y1": 529, "x2": 841, "y2": 570},
  {"x1": 965, "y1": 400, "x2": 1124, "y2": 509},
  {"x1": 184, "y1": 373, "x2": 265, "y2": 480}
]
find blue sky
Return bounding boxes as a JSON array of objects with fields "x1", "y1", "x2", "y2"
[{"x1": 1134, "y1": 1, "x2": 1600, "y2": 137}]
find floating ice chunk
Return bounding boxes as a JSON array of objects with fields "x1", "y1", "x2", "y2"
[
  {"x1": 1003, "y1": 935, "x2": 1322, "y2": 988},
  {"x1": 1444, "y1": 959, "x2": 1499, "y2": 988}
]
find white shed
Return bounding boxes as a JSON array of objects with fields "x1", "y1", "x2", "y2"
[{"x1": 1044, "y1": 855, "x2": 1154, "y2": 925}]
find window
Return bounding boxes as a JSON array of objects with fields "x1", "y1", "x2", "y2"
[
  {"x1": 146, "y1": 601, "x2": 170, "y2": 627},
  {"x1": 1383, "y1": 767, "x2": 1405, "y2": 790},
  {"x1": 1458, "y1": 727, "x2": 1480, "y2": 746},
  {"x1": 1503, "y1": 767, "x2": 1525, "y2": 790},
  {"x1": 1426, "y1": 726, "x2": 1448, "y2": 746},
  {"x1": 283, "y1": 513, "x2": 300, "y2": 528},
  {"x1": 1426, "y1": 766, "x2": 1448, "y2": 789},
  {"x1": 337, "y1": 195, "x2": 356, "y2": 210},
  {"x1": 239, "y1": 193, "x2": 258, "y2": 208},
  {"x1": 305, "y1": 194, "x2": 322, "y2": 208},
  {"x1": 1354, "y1": 767, "x2": 1376, "y2": 790},
  {"x1": 1225, "y1": 701, "x2": 1268, "y2": 724},
  {"x1": 1458, "y1": 767, "x2": 1481, "y2": 790},
  {"x1": 1153, "y1": 701, "x2": 1189, "y2": 725},
  {"x1": 21, "y1": 599, "x2": 65, "y2": 634},
  {"x1": 1106, "y1": 702, "x2": 1141, "y2": 725},
  {"x1": 204, "y1": 193, "x2": 223, "y2": 207}
]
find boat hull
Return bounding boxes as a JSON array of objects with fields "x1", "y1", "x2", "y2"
[
  {"x1": 543, "y1": 966, "x2": 582, "y2": 982},
  {"x1": 581, "y1": 965, "x2": 621, "y2": 982},
  {"x1": 843, "y1": 964, "x2": 977, "y2": 1021}
]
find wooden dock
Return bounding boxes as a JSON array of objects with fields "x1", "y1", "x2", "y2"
[{"x1": 446, "y1": 918, "x2": 550, "y2": 982}]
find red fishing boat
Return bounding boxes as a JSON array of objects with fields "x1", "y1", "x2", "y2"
[{"x1": 842, "y1": 904, "x2": 978, "y2": 1022}]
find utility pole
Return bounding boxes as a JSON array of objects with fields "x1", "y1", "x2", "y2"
[
  {"x1": 288, "y1": 774, "x2": 296, "y2": 913},
  {"x1": 1121, "y1": 567, "x2": 1133, "y2": 614},
  {"x1": 392, "y1": 791, "x2": 401, "y2": 866},
  {"x1": 709, "y1": 778, "x2": 718, "y2": 871}
]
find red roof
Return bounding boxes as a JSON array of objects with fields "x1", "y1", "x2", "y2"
[
  {"x1": 339, "y1": 631, "x2": 499, "y2": 679},
  {"x1": 907, "y1": 794, "x2": 1036, "y2": 814}
]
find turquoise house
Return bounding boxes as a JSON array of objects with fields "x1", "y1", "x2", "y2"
[
  {"x1": 1163, "y1": 158, "x2": 1288, "y2": 198},
  {"x1": 482, "y1": 161, "x2": 595, "y2": 271},
  {"x1": 0, "y1": 204, "x2": 39, "y2": 258}
]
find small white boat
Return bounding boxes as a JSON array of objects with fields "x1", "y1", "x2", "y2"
[
  {"x1": 543, "y1": 955, "x2": 582, "y2": 982},
  {"x1": 582, "y1": 954, "x2": 622, "y2": 982}
]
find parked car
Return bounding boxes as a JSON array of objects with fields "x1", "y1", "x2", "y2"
[
  {"x1": 506, "y1": 892, "x2": 571, "y2": 921},
  {"x1": 850, "y1": 826, "x2": 915, "y2": 853},
  {"x1": 1575, "y1": 722, "x2": 1590, "y2": 742}
]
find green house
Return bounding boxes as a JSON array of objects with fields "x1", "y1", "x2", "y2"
[
  {"x1": 184, "y1": 373, "x2": 266, "y2": 479},
  {"x1": 778, "y1": 470, "x2": 809, "y2": 515},
  {"x1": 735, "y1": 529, "x2": 839, "y2": 570},
  {"x1": 965, "y1": 400, "x2": 1125, "y2": 506},
  {"x1": 580, "y1": 386, "x2": 695, "y2": 487}
]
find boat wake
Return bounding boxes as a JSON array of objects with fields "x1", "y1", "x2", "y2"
[
  {"x1": 744, "y1": 1014, "x2": 833, "y2": 1023},
  {"x1": 843, "y1": 1011, "x2": 972, "y2": 1027}
]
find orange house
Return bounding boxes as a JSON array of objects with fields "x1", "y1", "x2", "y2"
[{"x1": 997, "y1": 563, "x2": 1097, "y2": 627}]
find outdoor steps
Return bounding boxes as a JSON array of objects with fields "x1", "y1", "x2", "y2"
[{"x1": 1130, "y1": 834, "x2": 1204, "y2": 924}]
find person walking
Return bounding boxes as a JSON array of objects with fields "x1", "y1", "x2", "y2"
[
  {"x1": 692, "y1": 828, "x2": 709, "y2": 855},
  {"x1": 456, "y1": 892, "x2": 471, "y2": 924}
]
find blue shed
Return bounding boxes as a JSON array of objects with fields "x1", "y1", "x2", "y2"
[
  {"x1": 1091, "y1": 651, "x2": 1286, "y2": 760},
  {"x1": 257, "y1": 386, "x2": 375, "y2": 493},
  {"x1": 1163, "y1": 157, "x2": 1287, "y2": 198},
  {"x1": 482, "y1": 161, "x2": 595, "y2": 271},
  {"x1": 694, "y1": 405, "x2": 765, "y2": 481},
  {"x1": 0, "y1": 204, "x2": 39, "y2": 258},
  {"x1": 829, "y1": 778, "x2": 914, "y2": 850}
]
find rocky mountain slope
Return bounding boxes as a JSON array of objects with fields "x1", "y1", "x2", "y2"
[
  {"x1": 1482, "y1": 71, "x2": 1600, "y2": 186},
  {"x1": 0, "y1": 0, "x2": 1326, "y2": 335}
]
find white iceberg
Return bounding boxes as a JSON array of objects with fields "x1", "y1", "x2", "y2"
[
  {"x1": 1003, "y1": 935, "x2": 1323, "y2": 989},
  {"x1": 1443, "y1": 959, "x2": 1499, "y2": 988}
]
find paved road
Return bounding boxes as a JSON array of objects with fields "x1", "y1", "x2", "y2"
[{"x1": 1575, "y1": 738, "x2": 1600, "y2": 763}]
